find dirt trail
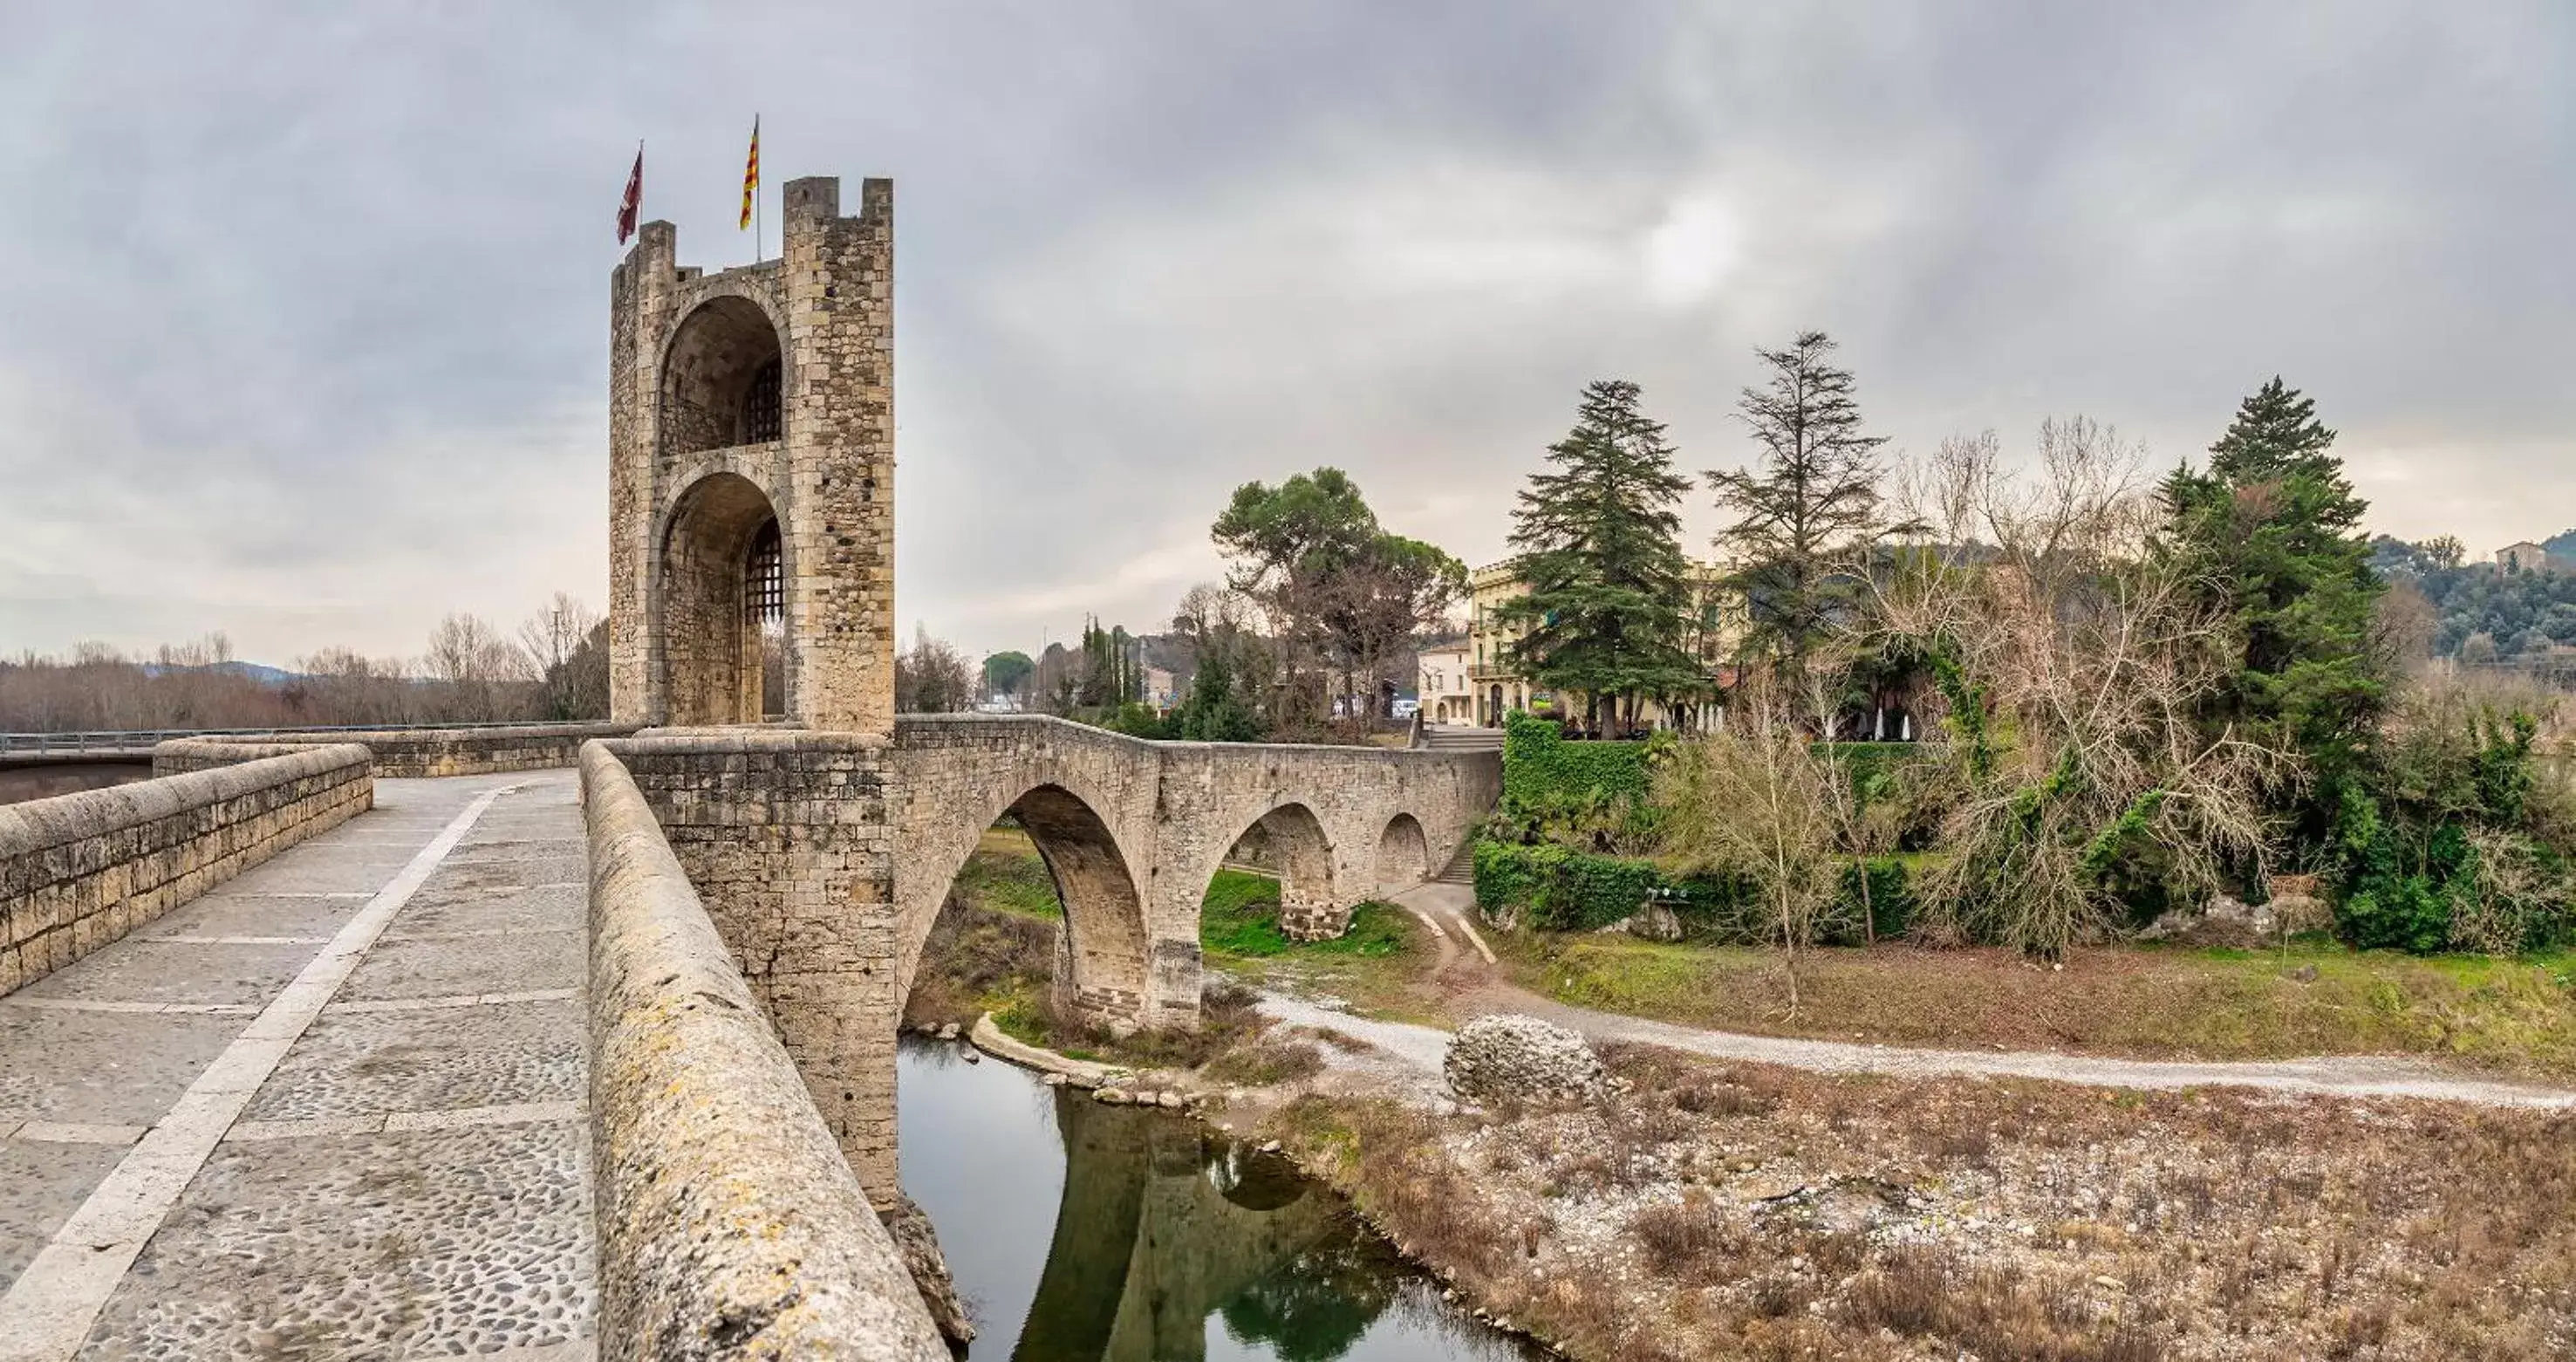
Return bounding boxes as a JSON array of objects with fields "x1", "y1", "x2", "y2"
[{"x1": 1327, "y1": 882, "x2": 2576, "y2": 1111}]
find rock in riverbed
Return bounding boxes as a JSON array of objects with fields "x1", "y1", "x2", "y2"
[{"x1": 1444, "y1": 1014, "x2": 1606, "y2": 1106}]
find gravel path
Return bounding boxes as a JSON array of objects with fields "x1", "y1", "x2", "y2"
[{"x1": 1308, "y1": 883, "x2": 2576, "y2": 1111}]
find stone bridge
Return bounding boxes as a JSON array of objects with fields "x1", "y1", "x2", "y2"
[
  {"x1": 607, "y1": 715, "x2": 1499, "y2": 1200},
  {"x1": 891, "y1": 715, "x2": 1493, "y2": 1030},
  {"x1": 0, "y1": 167, "x2": 1505, "y2": 1358}
]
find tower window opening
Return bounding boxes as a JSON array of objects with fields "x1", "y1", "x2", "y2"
[
  {"x1": 747, "y1": 519, "x2": 783, "y2": 625},
  {"x1": 742, "y1": 360, "x2": 783, "y2": 444}
]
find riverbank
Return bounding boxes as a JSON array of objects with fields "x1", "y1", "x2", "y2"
[{"x1": 914, "y1": 845, "x2": 2576, "y2": 1359}]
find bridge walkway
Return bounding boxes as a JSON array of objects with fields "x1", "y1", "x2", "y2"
[{"x1": 0, "y1": 770, "x2": 595, "y2": 1361}]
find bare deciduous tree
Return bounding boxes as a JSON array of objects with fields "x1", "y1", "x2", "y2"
[
  {"x1": 1873, "y1": 419, "x2": 2291, "y2": 956},
  {"x1": 424, "y1": 613, "x2": 534, "y2": 723},
  {"x1": 517, "y1": 594, "x2": 607, "y2": 721},
  {"x1": 895, "y1": 626, "x2": 977, "y2": 714},
  {"x1": 1656, "y1": 670, "x2": 1844, "y2": 1014}
]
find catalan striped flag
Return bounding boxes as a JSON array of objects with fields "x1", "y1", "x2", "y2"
[{"x1": 739, "y1": 116, "x2": 759, "y2": 230}]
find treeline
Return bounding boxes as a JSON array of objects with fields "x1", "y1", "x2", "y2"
[
  {"x1": 1484, "y1": 334, "x2": 2575, "y2": 975},
  {"x1": 2371, "y1": 535, "x2": 2576, "y2": 670},
  {"x1": 0, "y1": 593, "x2": 610, "y2": 733}
]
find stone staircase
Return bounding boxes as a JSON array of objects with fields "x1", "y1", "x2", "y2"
[
  {"x1": 1416, "y1": 727, "x2": 1498, "y2": 888},
  {"x1": 1418, "y1": 724, "x2": 1506, "y2": 754}
]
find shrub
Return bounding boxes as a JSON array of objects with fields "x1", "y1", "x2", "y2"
[
  {"x1": 2332, "y1": 681, "x2": 2574, "y2": 954},
  {"x1": 1476, "y1": 839, "x2": 1917, "y2": 941},
  {"x1": 1474, "y1": 842, "x2": 1657, "y2": 931}
]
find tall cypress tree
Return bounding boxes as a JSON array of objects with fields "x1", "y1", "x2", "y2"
[
  {"x1": 1500, "y1": 379, "x2": 1702, "y2": 729},
  {"x1": 1708, "y1": 331, "x2": 1896, "y2": 675},
  {"x1": 2161, "y1": 377, "x2": 2384, "y2": 763}
]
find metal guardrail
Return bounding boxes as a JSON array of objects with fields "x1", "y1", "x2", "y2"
[{"x1": 0, "y1": 721, "x2": 574, "y2": 756}]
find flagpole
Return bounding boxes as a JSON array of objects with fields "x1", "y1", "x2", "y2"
[{"x1": 754, "y1": 113, "x2": 762, "y2": 266}]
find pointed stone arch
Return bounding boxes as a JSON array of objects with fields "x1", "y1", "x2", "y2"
[{"x1": 897, "y1": 775, "x2": 1154, "y2": 1036}]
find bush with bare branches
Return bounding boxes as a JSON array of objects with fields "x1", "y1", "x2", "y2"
[{"x1": 1872, "y1": 420, "x2": 2292, "y2": 955}]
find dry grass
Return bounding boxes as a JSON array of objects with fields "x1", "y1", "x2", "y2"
[
  {"x1": 902, "y1": 886, "x2": 1056, "y2": 1029},
  {"x1": 1509, "y1": 933, "x2": 2576, "y2": 1083},
  {"x1": 1265, "y1": 1044, "x2": 2576, "y2": 1360}
]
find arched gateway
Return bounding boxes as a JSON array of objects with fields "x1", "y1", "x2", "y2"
[{"x1": 594, "y1": 175, "x2": 1500, "y2": 1204}]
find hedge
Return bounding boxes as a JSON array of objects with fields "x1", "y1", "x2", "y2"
[
  {"x1": 1502, "y1": 713, "x2": 1653, "y2": 810},
  {"x1": 1474, "y1": 839, "x2": 1916, "y2": 942}
]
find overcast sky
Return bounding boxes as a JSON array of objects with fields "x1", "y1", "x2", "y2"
[{"x1": 3, "y1": 2, "x2": 2570, "y2": 667}]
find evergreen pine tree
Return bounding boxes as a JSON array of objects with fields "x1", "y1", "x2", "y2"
[
  {"x1": 2161, "y1": 378, "x2": 2384, "y2": 760},
  {"x1": 1707, "y1": 331, "x2": 1895, "y2": 674},
  {"x1": 1500, "y1": 379, "x2": 1702, "y2": 729}
]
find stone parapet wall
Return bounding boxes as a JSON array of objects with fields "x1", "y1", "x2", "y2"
[
  {"x1": 579, "y1": 740, "x2": 945, "y2": 1361},
  {"x1": 0, "y1": 743, "x2": 372, "y2": 996},
  {"x1": 156, "y1": 722, "x2": 639, "y2": 779},
  {"x1": 598, "y1": 728, "x2": 902, "y2": 1199}
]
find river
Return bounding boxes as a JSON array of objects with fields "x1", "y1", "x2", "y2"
[{"x1": 898, "y1": 1037, "x2": 1547, "y2": 1362}]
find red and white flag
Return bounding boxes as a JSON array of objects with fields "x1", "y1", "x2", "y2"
[{"x1": 615, "y1": 145, "x2": 643, "y2": 245}]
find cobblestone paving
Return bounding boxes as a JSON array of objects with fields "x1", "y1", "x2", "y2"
[{"x1": 0, "y1": 772, "x2": 596, "y2": 1361}]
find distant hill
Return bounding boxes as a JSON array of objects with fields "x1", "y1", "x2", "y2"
[
  {"x1": 2544, "y1": 529, "x2": 2576, "y2": 561},
  {"x1": 136, "y1": 660, "x2": 298, "y2": 685}
]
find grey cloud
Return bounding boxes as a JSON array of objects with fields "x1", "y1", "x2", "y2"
[{"x1": 0, "y1": 1, "x2": 2567, "y2": 667}]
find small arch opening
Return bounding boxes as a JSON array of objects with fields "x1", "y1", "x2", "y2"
[
  {"x1": 1211, "y1": 803, "x2": 1339, "y2": 941},
  {"x1": 660, "y1": 296, "x2": 784, "y2": 457},
  {"x1": 1374, "y1": 813, "x2": 1430, "y2": 896}
]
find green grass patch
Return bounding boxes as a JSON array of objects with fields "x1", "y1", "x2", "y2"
[
  {"x1": 953, "y1": 827, "x2": 1063, "y2": 921},
  {"x1": 1507, "y1": 930, "x2": 2576, "y2": 1082},
  {"x1": 1198, "y1": 868, "x2": 1413, "y2": 960}
]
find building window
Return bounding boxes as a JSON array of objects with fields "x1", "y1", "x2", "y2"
[
  {"x1": 746, "y1": 519, "x2": 783, "y2": 624},
  {"x1": 741, "y1": 359, "x2": 783, "y2": 444}
]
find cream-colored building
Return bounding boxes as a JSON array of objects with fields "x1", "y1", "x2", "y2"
[
  {"x1": 1462, "y1": 559, "x2": 1743, "y2": 729},
  {"x1": 1416, "y1": 644, "x2": 1473, "y2": 725},
  {"x1": 2498, "y1": 541, "x2": 2559, "y2": 573}
]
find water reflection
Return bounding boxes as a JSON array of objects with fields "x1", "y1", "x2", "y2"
[{"x1": 898, "y1": 1038, "x2": 1542, "y2": 1362}]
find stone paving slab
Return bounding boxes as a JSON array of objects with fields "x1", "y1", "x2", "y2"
[
  {"x1": 220, "y1": 853, "x2": 429, "y2": 898},
  {"x1": 422, "y1": 860, "x2": 585, "y2": 898},
  {"x1": 0, "y1": 770, "x2": 597, "y2": 1359},
  {"x1": 381, "y1": 883, "x2": 583, "y2": 938},
  {"x1": 445, "y1": 838, "x2": 584, "y2": 863},
  {"x1": 138, "y1": 893, "x2": 373, "y2": 943},
  {"x1": 10, "y1": 941, "x2": 322, "y2": 1010},
  {"x1": 338, "y1": 930, "x2": 584, "y2": 1002},
  {"x1": 243, "y1": 997, "x2": 584, "y2": 1121},
  {"x1": 0, "y1": 1009, "x2": 244, "y2": 1127},
  {"x1": 75, "y1": 1121, "x2": 593, "y2": 1361},
  {"x1": 0, "y1": 1144, "x2": 129, "y2": 1288}
]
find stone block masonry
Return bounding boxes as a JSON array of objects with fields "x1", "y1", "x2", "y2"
[
  {"x1": 0, "y1": 743, "x2": 372, "y2": 997},
  {"x1": 598, "y1": 728, "x2": 905, "y2": 1200},
  {"x1": 609, "y1": 176, "x2": 896, "y2": 733},
  {"x1": 581, "y1": 741, "x2": 945, "y2": 1360},
  {"x1": 154, "y1": 722, "x2": 639, "y2": 779}
]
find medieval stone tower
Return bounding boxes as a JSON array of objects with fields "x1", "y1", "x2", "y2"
[{"x1": 605, "y1": 175, "x2": 895, "y2": 734}]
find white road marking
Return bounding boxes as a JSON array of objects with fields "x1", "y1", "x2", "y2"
[
  {"x1": 324, "y1": 987, "x2": 578, "y2": 1015},
  {"x1": 223, "y1": 1100, "x2": 582, "y2": 1143}
]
